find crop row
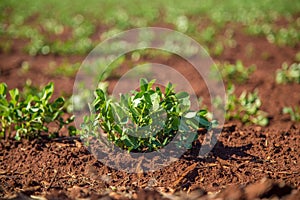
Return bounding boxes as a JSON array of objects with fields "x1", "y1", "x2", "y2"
[
  {"x1": 1, "y1": 71, "x2": 299, "y2": 151},
  {"x1": 1, "y1": 0, "x2": 300, "y2": 55}
]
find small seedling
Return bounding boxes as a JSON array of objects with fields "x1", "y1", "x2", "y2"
[
  {"x1": 272, "y1": 27, "x2": 300, "y2": 47},
  {"x1": 276, "y1": 62, "x2": 300, "y2": 84},
  {"x1": 213, "y1": 84, "x2": 268, "y2": 126},
  {"x1": 247, "y1": 22, "x2": 300, "y2": 47},
  {"x1": 0, "y1": 82, "x2": 76, "y2": 140},
  {"x1": 212, "y1": 60, "x2": 256, "y2": 84},
  {"x1": 80, "y1": 78, "x2": 212, "y2": 152},
  {"x1": 283, "y1": 106, "x2": 300, "y2": 122},
  {"x1": 211, "y1": 42, "x2": 224, "y2": 57},
  {"x1": 200, "y1": 26, "x2": 216, "y2": 44},
  {"x1": 50, "y1": 62, "x2": 81, "y2": 77}
]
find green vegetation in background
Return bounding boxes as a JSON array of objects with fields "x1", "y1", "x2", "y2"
[
  {"x1": 1, "y1": 0, "x2": 300, "y2": 55},
  {"x1": 212, "y1": 60, "x2": 256, "y2": 84},
  {"x1": 49, "y1": 62, "x2": 81, "y2": 77},
  {"x1": 276, "y1": 63, "x2": 300, "y2": 84},
  {"x1": 213, "y1": 85, "x2": 268, "y2": 126}
]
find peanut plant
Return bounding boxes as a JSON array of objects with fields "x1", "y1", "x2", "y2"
[
  {"x1": 212, "y1": 61, "x2": 256, "y2": 84},
  {"x1": 80, "y1": 78, "x2": 211, "y2": 152},
  {"x1": 276, "y1": 62, "x2": 300, "y2": 84},
  {"x1": 283, "y1": 106, "x2": 300, "y2": 122},
  {"x1": 213, "y1": 85, "x2": 268, "y2": 126},
  {"x1": 0, "y1": 82, "x2": 76, "y2": 140}
]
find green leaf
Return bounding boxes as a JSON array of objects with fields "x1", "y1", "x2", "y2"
[
  {"x1": 52, "y1": 97, "x2": 65, "y2": 109},
  {"x1": 171, "y1": 117, "x2": 180, "y2": 129},
  {"x1": 29, "y1": 107, "x2": 41, "y2": 113},
  {"x1": 15, "y1": 132, "x2": 21, "y2": 140},
  {"x1": 95, "y1": 88, "x2": 105, "y2": 100},
  {"x1": 66, "y1": 115, "x2": 75, "y2": 124},
  {"x1": 120, "y1": 94, "x2": 128, "y2": 107},
  {"x1": 0, "y1": 99, "x2": 9, "y2": 114},
  {"x1": 197, "y1": 116, "x2": 211, "y2": 128},
  {"x1": 148, "y1": 79, "x2": 156, "y2": 89},
  {"x1": 144, "y1": 92, "x2": 152, "y2": 106},
  {"x1": 15, "y1": 109, "x2": 22, "y2": 118},
  {"x1": 184, "y1": 111, "x2": 197, "y2": 118},
  {"x1": 9, "y1": 88, "x2": 20, "y2": 105},
  {"x1": 41, "y1": 82, "x2": 54, "y2": 101},
  {"x1": 140, "y1": 78, "x2": 148, "y2": 92},
  {"x1": 185, "y1": 118, "x2": 200, "y2": 129},
  {"x1": 0, "y1": 83, "x2": 7, "y2": 97},
  {"x1": 282, "y1": 107, "x2": 292, "y2": 114},
  {"x1": 165, "y1": 82, "x2": 173, "y2": 96},
  {"x1": 68, "y1": 126, "x2": 77, "y2": 136},
  {"x1": 197, "y1": 109, "x2": 208, "y2": 116},
  {"x1": 257, "y1": 117, "x2": 269, "y2": 126},
  {"x1": 175, "y1": 91, "x2": 189, "y2": 99},
  {"x1": 150, "y1": 93, "x2": 160, "y2": 111}
]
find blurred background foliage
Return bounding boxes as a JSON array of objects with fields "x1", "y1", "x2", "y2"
[{"x1": 1, "y1": 0, "x2": 300, "y2": 55}]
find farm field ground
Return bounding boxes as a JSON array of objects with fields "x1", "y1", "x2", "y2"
[{"x1": 0, "y1": 1, "x2": 300, "y2": 199}]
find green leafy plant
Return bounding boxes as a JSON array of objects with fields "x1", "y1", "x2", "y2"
[
  {"x1": 276, "y1": 62, "x2": 300, "y2": 84},
  {"x1": 0, "y1": 82, "x2": 76, "y2": 140},
  {"x1": 50, "y1": 62, "x2": 81, "y2": 77},
  {"x1": 283, "y1": 106, "x2": 300, "y2": 122},
  {"x1": 200, "y1": 26, "x2": 216, "y2": 44},
  {"x1": 214, "y1": 60, "x2": 256, "y2": 84},
  {"x1": 268, "y1": 27, "x2": 300, "y2": 47},
  {"x1": 80, "y1": 78, "x2": 212, "y2": 152},
  {"x1": 246, "y1": 22, "x2": 300, "y2": 47},
  {"x1": 213, "y1": 85, "x2": 268, "y2": 126},
  {"x1": 211, "y1": 42, "x2": 224, "y2": 57}
]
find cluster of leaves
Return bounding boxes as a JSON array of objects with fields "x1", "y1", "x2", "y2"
[
  {"x1": 283, "y1": 106, "x2": 300, "y2": 122},
  {"x1": 276, "y1": 63, "x2": 300, "y2": 84},
  {"x1": 81, "y1": 79, "x2": 211, "y2": 152},
  {"x1": 215, "y1": 61, "x2": 256, "y2": 84},
  {"x1": 214, "y1": 85, "x2": 268, "y2": 126},
  {"x1": 0, "y1": 82, "x2": 76, "y2": 140}
]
